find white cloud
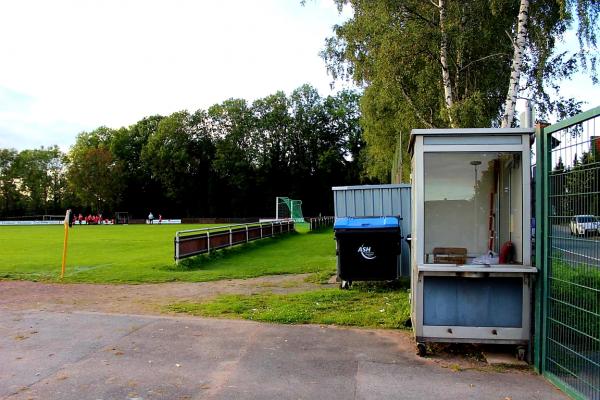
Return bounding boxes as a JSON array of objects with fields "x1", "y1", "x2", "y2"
[{"x1": 0, "y1": 0, "x2": 352, "y2": 150}]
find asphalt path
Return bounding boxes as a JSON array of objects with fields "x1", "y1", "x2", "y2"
[
  {"x1": 0, "y1": 310, "x2": 566, "y2": 400},
  {"x1": 549, "y1": 224, "x2": 600, "y2": 266}
]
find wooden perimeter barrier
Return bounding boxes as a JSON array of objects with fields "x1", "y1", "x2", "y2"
[
  {"x1": 307, "y1": 216, "x2": 334, "y2": 231},
  {"x1": 174, "y1": 220, "x2": 295, "y2": 262}
]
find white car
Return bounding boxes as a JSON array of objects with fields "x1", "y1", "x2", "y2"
[{"x1": 570, "y1": 215, "x2": 600, "y2": 236}]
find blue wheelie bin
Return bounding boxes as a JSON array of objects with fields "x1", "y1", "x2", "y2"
[{"x1": 334, "y1": 216, "x2": 401, "y2": 288}]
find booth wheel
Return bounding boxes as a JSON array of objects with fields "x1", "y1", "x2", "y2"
[
  {"x1": 416, "y1": 343, "x2": 427, "y2": 357},
  {"x1": 340, "y1": 280, "x2": 352, "y2": 290},
  {"x1": 516, "y1": 346, "x2": 526, "y2": 361}
]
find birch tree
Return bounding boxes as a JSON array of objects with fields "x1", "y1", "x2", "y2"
[
  {"x1": 323, "y1": 0, "x2": 515, "y2": 180},
  {"x1": 501, "y1": 0, "x2": 599, "y2": 126},
  {"x1": 323, "y1": 0, "x2": 599, "y2": 180},
  {"x1": 437, "y1": 0, "x2": 455, "y2": 127},
  {"x1": 502, "y1": 0, "x2": 530, "y2": 127}
]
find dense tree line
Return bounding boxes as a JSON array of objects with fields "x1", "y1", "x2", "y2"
[{"x1": 0, "y1": 85, "x2": 370, "y2": 219}]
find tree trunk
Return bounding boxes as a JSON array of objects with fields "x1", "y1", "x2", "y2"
[
  {"x1": 501, "y1": 0, "x2": 529, "y2": 128},
  {"x1": 439, "y1": 0, "x2": 455, "y2": 127}
]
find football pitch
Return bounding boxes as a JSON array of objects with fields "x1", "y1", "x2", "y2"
[{"x1": 0, "y1": 224, "x2": 335, "y2": 284}]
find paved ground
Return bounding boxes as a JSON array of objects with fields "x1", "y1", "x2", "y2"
[
  {"x1": 0, "y1": 309, "x2": 566, "y2": 400},
  {"x1": 551, "y1": 224, "x2": 600, "y2": 265}
]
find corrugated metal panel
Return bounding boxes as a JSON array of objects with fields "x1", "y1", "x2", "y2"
[
  {"x1": 332, "y1": 184, "x2": 410, "y2": 218},
  {"x1": 332, "y1": 184, "x2": 412, "y2": 276}
]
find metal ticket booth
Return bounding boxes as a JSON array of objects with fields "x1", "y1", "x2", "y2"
[{"x1": 409, "y1": 128, "x2": 537, "y2": 358}]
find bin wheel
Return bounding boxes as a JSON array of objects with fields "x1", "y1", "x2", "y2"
[
  {"x1": 416, "y1": 343, "x2": 427, "y2": 357},
  {"x1": 517, "y1": 346, "x2": 526, "y2": 361},
  {"x1": 340, "y1": 280, "x2": 352, "y2": 290}
]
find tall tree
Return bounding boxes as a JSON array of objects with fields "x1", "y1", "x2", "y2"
[
  {"x1": 13, "y1": 146, "x2": 66, "y2": 215},
  {"x1": 68, "y1": 128, "x2": 124, "y2": 212},
  {"x1": 141, "y1": 111, "x2": 215, "y2": 216},
  {"x1": 0, "y1": 149, "x2": 22, "y2": 216},
  {"x1": 209, "y1": 99, "x2": 259, "y2": 216},
  {"x1": 323, "y1": 0, "x2": 516, "y2": 181},
  {"x1": 252, "y1": 91, "x2": 294, "y2": 212},
  {"x1": 501, "y1": 0, "x2": 599, "y2": 126},
  {"x1": 110, "y1": 116, "x2": 164, "y2": 216},
  {"x1": 323, "y1": 0, "x2": 599, "y2": 181}
]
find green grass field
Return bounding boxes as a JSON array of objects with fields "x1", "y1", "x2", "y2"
[{"x1": 0, "y1": 224, "x2": 336, "y2": 283}]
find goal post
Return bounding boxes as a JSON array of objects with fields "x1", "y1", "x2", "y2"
[
  {"x1": 275, "y1": 197, "x2": 304, "y2": 223},
  {"x1": 115, "y1": 212, "x2": 129, "y2": 225},
  {"x1": 276, "y1": 197, "x2": 290, "y2": 220},
  {"x1": 290, "y1": 200, "x2": 303, "y2": 222}
]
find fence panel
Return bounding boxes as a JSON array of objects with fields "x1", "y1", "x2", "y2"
[
  {"x1": 538, "y1": 106, "x2": 600, "y2": 399},
  {"x1": 174, "y1": 221, "x2": 295, "y2": 262}
]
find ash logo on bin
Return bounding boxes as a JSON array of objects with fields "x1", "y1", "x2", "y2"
[{"x1": 358, "y1": 244, "x2": 376, "y2": 260}]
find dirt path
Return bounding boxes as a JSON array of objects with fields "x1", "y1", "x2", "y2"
[{"x1": 0, "y1": 274, "x2": 330, "y2": 315}]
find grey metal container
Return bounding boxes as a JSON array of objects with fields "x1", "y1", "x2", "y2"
[{"x1": 332, "y1": 184, "x2": 411, "y2": 277}]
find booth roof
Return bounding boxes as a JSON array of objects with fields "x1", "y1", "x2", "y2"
[{"x1": 407, "y1": 128, "x2": 534, "y2": 155}]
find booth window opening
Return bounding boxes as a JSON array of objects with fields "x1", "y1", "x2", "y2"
[{"x1": 423, "y1": 151, "x2": 523, "y2": 265}]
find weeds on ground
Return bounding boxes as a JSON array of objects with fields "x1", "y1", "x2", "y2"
[
  {"x1": 303, "y1": 269, "x2": 337, "y2": 284},
  {"x1": 167, "y1": 282, "x2": 411, "y2": 329}
]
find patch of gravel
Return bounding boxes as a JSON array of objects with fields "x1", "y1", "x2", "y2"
[{"x1": 0, "y1": 274, "x2": 333, "y2": 316}]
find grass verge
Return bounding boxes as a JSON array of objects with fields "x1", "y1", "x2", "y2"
[{"x1": 167, "y1": 283, "x2": 411, "y2": 329}]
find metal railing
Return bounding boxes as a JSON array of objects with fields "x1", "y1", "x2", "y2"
[
  {"x1": 536, "y1": 106, "x2": 600, "y2": 400},
  {"x1": 174, "y1": 220, "x2": 294, "y2": 262}
]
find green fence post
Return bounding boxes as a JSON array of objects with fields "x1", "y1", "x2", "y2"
[
  {"x1": 534, "y1": 123, "x2": 545, "y2": 372},
  {"x1": 541, "y1": 121, "x2": 551, "y2": 375}
]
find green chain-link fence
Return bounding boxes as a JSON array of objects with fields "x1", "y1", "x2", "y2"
[{"x1": 536, "y1": 106, "x2": 600, "y2": 399}]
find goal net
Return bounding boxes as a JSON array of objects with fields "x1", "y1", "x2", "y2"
[
  {"x1": 275, "y1": 197, "x2": 304, "y2": 223},
  {"x1": 115, "y1": 212, "x2": 129, "y2": 224}
]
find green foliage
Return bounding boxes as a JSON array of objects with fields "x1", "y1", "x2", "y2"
[
  {"x1": 168, "y1": 285, "x2": 411, "y2": 329},
  {"x1": 551, "y1": 149, "x2": 600, "y2": 216},
  {"x1": 323, "y1": 0, "x2": 599, "y2": 181},
  {"x1": 0, "y1": 225, "x2": 336, "y2": 284},
  {"x1": 323, "y1": 0, "x2": 517, "y2": 181},
  {"x1": 0, "y1": 146, "x2": 67, "y2": 216},
  {"x1": 68, "y1": 133, "x2": 124, "y2": 212},
  {"x1": 550, "y1": 259, "x2": 600, "y2": 340},
  {"x1": 141, "y1": 111, "x2": 215, "y2": 215},
  {"x1": 547, "y1": 259, "x2": 599, "y2": 377},
  {"x1": 108, "y1": 116, "x2": 165, "y2": 215},
  {"x1": 0, "y1": 149, "x2": 19, "y2": 215}
]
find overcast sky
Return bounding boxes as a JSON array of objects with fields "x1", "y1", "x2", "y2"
[{"x1": 0, "y1": 1, "x2": 597, "y2": 152}]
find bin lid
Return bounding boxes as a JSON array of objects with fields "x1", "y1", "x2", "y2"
[{"x1": 334, "y1": 216, "x2": 399, "y2": 229}]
